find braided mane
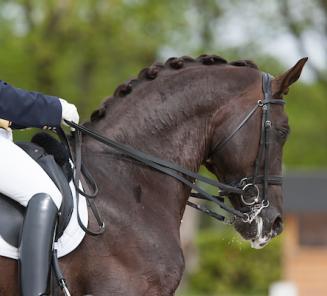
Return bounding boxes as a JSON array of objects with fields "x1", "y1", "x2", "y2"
[{"x1": 90, "y1": 55, "x2": 258, "y2": 122}]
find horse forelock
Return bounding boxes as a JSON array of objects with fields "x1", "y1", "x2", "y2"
[{"x1": 89, "y1": 55, "x2": 259, "y2": 122}]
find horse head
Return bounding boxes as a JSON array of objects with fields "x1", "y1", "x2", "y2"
[{"x1": 205, "y1": 58, "x2": 307, "y2": 248}]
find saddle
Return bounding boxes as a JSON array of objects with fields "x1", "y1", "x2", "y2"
[{"x1": 0, "y1": 132, "x2": 74, "y2": 248}]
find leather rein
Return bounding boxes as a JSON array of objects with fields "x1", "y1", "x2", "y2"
[{"x1": 60, "y1": 72, "x2": 284, "y2": 234}]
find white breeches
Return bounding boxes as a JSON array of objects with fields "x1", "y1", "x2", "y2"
[{"x1": 0, "y1": 129, "x2": 62, "y2": 209}]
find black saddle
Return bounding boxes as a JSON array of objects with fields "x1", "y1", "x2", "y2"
[{"x1": 0, "y1": 133, "x2": 74, "y2": 248}]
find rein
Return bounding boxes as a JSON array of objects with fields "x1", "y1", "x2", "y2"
[
  {"x1": 61, "y1": 72, "x2": 284, "y2": 231},
  {"x1": 63, "y1": 121, "x2": 246, "y2": 223}
]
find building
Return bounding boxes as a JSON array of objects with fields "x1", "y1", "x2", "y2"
[{"x1": 282, "y1": 171, "x2": 327, "y2": 296}]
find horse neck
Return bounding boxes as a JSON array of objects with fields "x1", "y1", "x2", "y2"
[
  {"x1": 85, "y1": 67, "x2": 232, "y2": 170},
  {"x1": 82, "y1": 66, "x2": 255, "y2": 226}
]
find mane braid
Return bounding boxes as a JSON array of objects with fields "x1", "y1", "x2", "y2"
[
  {"x1": 90, "y1": 55, "x2": 259, "y2": 122},
  {"x1": 229, "y1": 60, "x2": 259, "y2": 69}
]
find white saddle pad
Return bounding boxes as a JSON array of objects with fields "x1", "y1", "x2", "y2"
[{"x1": 0, "y1": 181, "x2": 88, "y2": 259}]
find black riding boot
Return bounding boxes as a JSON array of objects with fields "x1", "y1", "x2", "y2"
[{"x1": 19, "y1": 193, "x2": 58, "y2": 296}]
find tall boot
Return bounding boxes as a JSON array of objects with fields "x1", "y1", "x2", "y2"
[{"x1": 19, "y1": 193, "x2": 58, "y2": 296}]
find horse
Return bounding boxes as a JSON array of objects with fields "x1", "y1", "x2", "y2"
[{"x1": 0, "y1": 54, "x2": 307, "y2": 295}]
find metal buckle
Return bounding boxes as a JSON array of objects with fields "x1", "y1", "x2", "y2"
[
  {"x1": 265, "y1": 120, "x2": 272, "y2": 128},
  {"x1": 262, "y1": 200, "x2": 269, "y2": 208}
]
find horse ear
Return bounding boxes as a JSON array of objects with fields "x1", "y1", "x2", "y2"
[{"x1": 272, "y1": 57, "x2": 308, "y2": 97}]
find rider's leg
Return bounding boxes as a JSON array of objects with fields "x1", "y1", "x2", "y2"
[
  {"x1": 0, "y1": 130, "x2": 62, "y2": 208},
  {"x1": 20, "y1": 193, "x2": 58, "y2": 296},
  {"x1": 0, "y1": 131, "x2": 62, "y2": 295}
]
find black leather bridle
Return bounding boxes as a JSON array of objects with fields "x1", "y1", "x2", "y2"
[
  {"x1": 202, "y1": 72, "x2": 285, "y2": 223},
  {"x1": 62, "y1": 72, "x2": 285, "y2": 227}
]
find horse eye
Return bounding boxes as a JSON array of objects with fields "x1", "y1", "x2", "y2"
[{"x1": 276, "y1": 127, "x2": 289, "y2": 139}]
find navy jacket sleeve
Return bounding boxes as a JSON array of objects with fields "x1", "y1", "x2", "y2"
[{"x1": 0, "y1": 80, "x2": 62, "y2": 128}]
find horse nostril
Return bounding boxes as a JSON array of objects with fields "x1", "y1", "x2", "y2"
[{"x1": 272, "y1": 216, "x2": 283, "y2": 236}]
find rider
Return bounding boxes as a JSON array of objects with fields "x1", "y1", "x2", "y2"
[{"x1": 0, "y1": 80, "x2": 79, "y2": 295}]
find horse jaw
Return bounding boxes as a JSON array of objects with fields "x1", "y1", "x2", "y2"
[{"x1": 250, "y1": 217, "x2": 272, "y2": 249}]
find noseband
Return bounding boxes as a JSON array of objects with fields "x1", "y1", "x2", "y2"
[{"x1": 62, "y1": 72, "x2": 285, "y2": 226}]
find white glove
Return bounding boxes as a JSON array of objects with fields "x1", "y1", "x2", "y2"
[{"x1": 59, "y1": 98, "x2": 80, "y2": 128}]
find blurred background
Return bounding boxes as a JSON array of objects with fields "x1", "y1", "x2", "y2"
[{"x1": 0, "y1": 0, "x2": 326, "y2": 295}]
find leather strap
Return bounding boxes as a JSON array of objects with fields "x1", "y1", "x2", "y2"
[
  {"x1": 56, "y1": 128, "x2": 105, "y2": 236},
  {"x1": 73, "y1": 130, "x2": 105, "y2": 236},
  {"x1": 211, "y1": 103, "x2": 260, "y2": 153},
  {"x1": 69, "y1": 123, "x2": 242, "y2": 194}
]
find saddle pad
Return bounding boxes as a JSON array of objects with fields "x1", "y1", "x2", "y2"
[{"x1": 0, "y1": 181, "x2": 88, "y2": 259}]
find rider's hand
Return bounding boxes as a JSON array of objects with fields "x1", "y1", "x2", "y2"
[{"x1": 59, "y1": 98, "x2": 79, "y2": 129}]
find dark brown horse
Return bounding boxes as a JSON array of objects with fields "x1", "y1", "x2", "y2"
[{"x1": 0, "y1": 55, "x2": 307, "y2": 295}]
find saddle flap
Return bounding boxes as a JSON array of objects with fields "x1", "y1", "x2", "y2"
[
  {"x1": 0, "y1": 194, "x2": 24, "y2": 247},
  {"x1": 36, "y1": 155, "x2": 74, "y2": 239},
  {"x1": 0, "y1": 141, "x2": 75, "y2": 247}
]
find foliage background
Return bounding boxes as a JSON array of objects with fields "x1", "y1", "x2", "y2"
[{"x1": 0, "y1": 0, "x2": 325, "y2": 295}]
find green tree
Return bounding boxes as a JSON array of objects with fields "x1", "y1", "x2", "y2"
[
  {"x1": 0, "y1": 0, "x2": 189, "y2": 121},
  {"x1": 185, "y1": 229, "x2": 281, "y2": 296}
]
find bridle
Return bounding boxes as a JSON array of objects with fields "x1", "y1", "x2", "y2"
[
  {"x1": 203, "y1": 72, "x2": 285, "y2": 223},
  {"x1": 61, "y1": 72, "x2": 285, "y2": 230}
]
